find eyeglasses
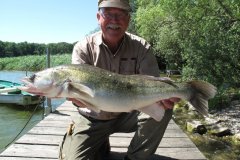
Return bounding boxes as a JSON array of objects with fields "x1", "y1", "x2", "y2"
[{"x1": 99, "y1": 8, "x2": 129, "y2": 20}]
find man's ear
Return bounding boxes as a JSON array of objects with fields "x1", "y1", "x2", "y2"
[{"x1": 97, "y1": 12, "x2": 100, "y2": 21}]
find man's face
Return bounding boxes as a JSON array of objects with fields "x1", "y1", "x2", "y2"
[{"x1": 97, "y1": 7, "x2": 130, "y2": 43}]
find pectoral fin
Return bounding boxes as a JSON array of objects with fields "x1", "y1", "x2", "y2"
[
  {"x1": 68, "y1": 82, "x2": 94, "y2": 98},
  {"x1": 138, "y1": 103, "x2": 165, "y2": 122},
  {"x1": 76, "y1": 99, "x2": 101, "y2": 113}
]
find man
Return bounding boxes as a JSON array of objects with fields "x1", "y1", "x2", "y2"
[{"x1": 59, "y1": 0, "x2": 179, "y2": 159}]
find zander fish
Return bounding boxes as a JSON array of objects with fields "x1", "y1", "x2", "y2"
[{"x1": 18, "y1": 64, "x2": 217, "y2": 121}]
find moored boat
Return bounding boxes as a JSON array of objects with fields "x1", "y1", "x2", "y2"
[{"x1": 0, "y1": 80, "x2": 42, "y2": 106}]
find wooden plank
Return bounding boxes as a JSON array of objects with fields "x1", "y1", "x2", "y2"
[
  {"x1": 0, "y1": 144, "x2": 205, "y2": 160},
  {"x1": 110, "y1": 137, "x2": 196, "y2": 148},
  {"x1": 35, "y1": 120, "x2": 179, "y2": 130},
  {"x1": 25, "y1": 125, "x2": 187, "y2": 138},
  {"x1": 110, "y1": 147, "x2": 206, "y2": 160},
  {"x1": 15, "y1": 134, "x2": 62, "y2": 145},
  {"x1": 56, "y1": 106, "x2": 78, "y2": 112},
  {"x1": 111, "y1": 129, "x2": 187, "y2": 138},
  {"x1": 27, "y1": 127, "x2": 66, "y2": 135},
  {"x1": 0, "y1": 144, "x2": 58, "y2": 158},
  {"x1": 15, "y1": 134, "x2": 195, "y2": 148},
  {"x1": 43, "y1": 114, "x2": 73, "y2": 121},
  {"x1": 35, "y1": 120, "x2": 70, "y2": 127},
  {"x1": 154, "y1": 147, "x2": 206, "y2": 160}
]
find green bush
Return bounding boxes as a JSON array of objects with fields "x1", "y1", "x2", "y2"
[{"x1": 209, "y1": 86, "x2": 240, "y2": 110}]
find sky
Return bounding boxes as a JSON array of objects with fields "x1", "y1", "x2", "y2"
[{"x1": 0, "y1": 0, "x2": 99, "y2": 44}]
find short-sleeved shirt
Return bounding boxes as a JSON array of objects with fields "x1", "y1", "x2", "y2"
[{"x1": 72, "y1": 31, "x2": 159, "y2": 120}]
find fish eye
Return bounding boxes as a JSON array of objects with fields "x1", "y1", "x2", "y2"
[{"x1": 29, "y1": 74, "x2": 36, "y2": 82}]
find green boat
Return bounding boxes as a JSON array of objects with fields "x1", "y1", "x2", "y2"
[{"x1": 0, "y1": 80, "x2": 42, "y2": 106}]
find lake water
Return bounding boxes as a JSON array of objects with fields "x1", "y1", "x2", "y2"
[{"x1": 0, "y1": 71, "x2": 64, "y2": 153}]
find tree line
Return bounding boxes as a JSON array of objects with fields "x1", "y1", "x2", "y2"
[
  {"x1": 129, "y1": 0, "x2": 240, "y2": 87},
  {"x1": 0, "y1": 41, "x2": 74, "y2": 57}
]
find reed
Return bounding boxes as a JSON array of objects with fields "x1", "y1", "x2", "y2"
[{"x1": 0, "y1": 54, "x2": 71, "y2": 71}]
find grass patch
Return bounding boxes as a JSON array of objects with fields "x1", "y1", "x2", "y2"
[{"x1": 0, "y1": 54, "x2": 71, "y2": 71}]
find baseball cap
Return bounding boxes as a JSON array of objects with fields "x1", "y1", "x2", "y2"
[{"x1": 98, "y1": 0, "x2": 132, "y2": 12}]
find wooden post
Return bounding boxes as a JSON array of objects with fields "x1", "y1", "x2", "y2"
[{"x1": 45, "y1": 48, "x2": 52, "y2": 114}]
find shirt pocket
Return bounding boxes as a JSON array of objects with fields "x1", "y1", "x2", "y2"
[{"x1": 119, "y1": 58, "x2": 137, "y2": 75}]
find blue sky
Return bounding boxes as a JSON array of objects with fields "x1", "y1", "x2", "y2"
[{"x1": 0, "y1": 0, "x2": 99, "y2": 44}]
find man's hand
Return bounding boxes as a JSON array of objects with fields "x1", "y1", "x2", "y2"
[{"x1": 157, "y1": 97, "x2": 181, "y2": 110}]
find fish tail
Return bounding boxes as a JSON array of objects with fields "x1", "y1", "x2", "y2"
[{"x1": 188, "y1": 80, "x2": 217, "y2": 116}]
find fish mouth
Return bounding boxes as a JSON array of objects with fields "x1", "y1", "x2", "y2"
[
  {"x1": 21, "y1": 77, "x2": 33, "y2": 85},
  {"x1": 17, "y1": 86, "x2": 44, "y2": 95},
  {"x1": 17, "y1": 77, "x2": 44, "y2": 95}
]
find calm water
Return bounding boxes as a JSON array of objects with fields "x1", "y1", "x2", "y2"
[{"x1": 0, "y1": 71, "x2": 64, "y2": 153}]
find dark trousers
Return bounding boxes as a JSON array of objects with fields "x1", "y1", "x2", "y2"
[{"x1": 59, "y1": 109, "x2": 173, "y2": 160}]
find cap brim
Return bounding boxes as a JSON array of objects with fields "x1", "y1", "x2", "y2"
[{"x1": 99, "y1": 1, "x2": 132, "y2": 11}]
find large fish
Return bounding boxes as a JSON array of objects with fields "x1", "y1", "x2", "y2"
[{"x1": 18, "y1": 64, "x2": 217, "y2": 121}]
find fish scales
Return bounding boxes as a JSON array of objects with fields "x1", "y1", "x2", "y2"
[
  {"x1": 18, "y1": 64, "x2": 217, "y2": 121},
  {"x1": 61, "y1": 65, "x2": 165, "y2": 98}
]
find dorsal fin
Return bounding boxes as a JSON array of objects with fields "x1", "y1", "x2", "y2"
[
  {"x1": 154, "y1": 77, "x2": 178, "y2": 88},
  {"x1": 129, "y1": 74, "x2": 178, "y2": 88}
]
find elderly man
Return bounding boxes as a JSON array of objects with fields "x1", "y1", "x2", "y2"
[{"x1": 59, "y1": 0, "x2": 179, "y2": 159}]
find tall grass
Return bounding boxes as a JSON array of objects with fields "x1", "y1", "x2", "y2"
[{"x1": 0, "y1": 54, "x2": 71, "y2": 71}]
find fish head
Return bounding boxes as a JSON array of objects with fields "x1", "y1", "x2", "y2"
[{"x1": 18, "y1": 67, "x2": 67, "y2": 97}]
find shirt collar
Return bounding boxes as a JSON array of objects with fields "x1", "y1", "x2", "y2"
[
  {"x1": 96, "y1": 31, "x2": 103, "y2": 45},
  {"x1": 96, "y1": 31, "x2": 127, "y2": 46}
]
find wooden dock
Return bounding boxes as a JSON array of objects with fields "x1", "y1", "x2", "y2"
[{"x1": 0, "y1": 101, "x2": 207, "y2": 160}]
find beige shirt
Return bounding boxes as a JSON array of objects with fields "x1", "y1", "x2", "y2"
[{"x1": 72, "y1": 31, "x2": 159, "y2": 120}]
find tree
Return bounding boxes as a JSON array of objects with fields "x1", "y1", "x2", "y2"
[
  {"x1": 170, "y1": 0, "x2": 240, "y2": 86},
  {"x1": 0, "y1": 41, "x2": 5, "y2": 57},
  {"x1": 135, "y1": 0, "x2": 182, "y2": 70},
  {"x1": 4, "y1": 42, "x2": 17, "y2": 57},
  {"x1": 0, "y1": 41, "x2": 73, "y2": 57},
  {"x1": 134, "y1": 0, "x2": 240, "y2": 87}
]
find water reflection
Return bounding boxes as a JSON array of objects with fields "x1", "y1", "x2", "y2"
[{"x1": 0, "y1": 103, "x2": 44, "y2": 153}]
